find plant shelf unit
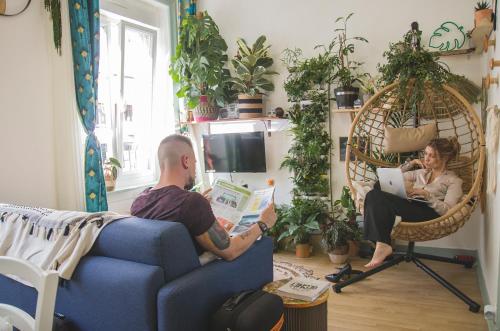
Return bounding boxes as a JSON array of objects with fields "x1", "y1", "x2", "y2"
[{"x1": 181, "y1": 117, "x2": 289, "y2": 136}]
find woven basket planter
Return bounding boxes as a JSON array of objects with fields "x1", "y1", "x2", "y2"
[
  {"x1": 194, "y1": 95, "x2": 219, "y2": 122},
  {"x1": 238, "y1": 93, "x2": 263, "y2": 118}
]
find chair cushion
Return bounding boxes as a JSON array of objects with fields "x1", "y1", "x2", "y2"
[{"x1": 383, "y1": 123, "x2": 437, "y2": 153}]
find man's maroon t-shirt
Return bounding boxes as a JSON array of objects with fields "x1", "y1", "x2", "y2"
[{"x1": 130, "y1": 185, "x2": 216, "y2": 255}]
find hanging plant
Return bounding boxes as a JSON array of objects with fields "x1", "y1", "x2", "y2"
[{"x1": 44, "y1": 0, "x2": 62, "y2": 54}]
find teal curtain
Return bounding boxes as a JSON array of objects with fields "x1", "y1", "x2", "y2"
[{"x1": 68, "y1": 0, "x2": 108, "y2": 212}]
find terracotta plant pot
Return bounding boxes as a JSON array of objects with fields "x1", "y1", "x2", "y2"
[
  {"x1": 328, "y1": 245, "x2": 349, "y2": 265},
  {"x1": 295, "y1": 243, "x2": 311, "y2": 258},
  {"x1": 475, "y1": 9, "x2": 493, "y2": 27},
  {"x1": 194, "y1": 95, "x2": 219, "y2": 122},
  {"x1": 104, "y1": 168, "x2": 116, "y2": 192},
  {"x1": 347, "y1": 240, "x2": 360, "y2": 258},
  {"x1": 238, "y1": 93, "x2": 263, "y2": 118}
]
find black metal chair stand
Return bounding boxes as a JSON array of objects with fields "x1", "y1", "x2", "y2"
[{"x1": 332, "y1": 242, "x2": 481, "y2": 313}]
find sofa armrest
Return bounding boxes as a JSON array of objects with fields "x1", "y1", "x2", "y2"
[
  {"x1": 91, "y1": 217, "x2": 201, "y2": 281},
  {"x1": 156, "y1": 237, "x2": 273, "y2": 331}
]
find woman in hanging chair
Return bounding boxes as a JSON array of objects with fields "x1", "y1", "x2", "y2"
[{"x1": 364, "y1": 137, "x2": 463, "y2": 268}]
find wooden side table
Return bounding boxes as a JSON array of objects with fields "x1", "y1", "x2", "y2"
[{"x1": 263, "y1": 279, "x2": 329, "y2": 331}]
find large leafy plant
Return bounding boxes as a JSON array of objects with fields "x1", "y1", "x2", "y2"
[
  {"x1": 278, "y1": 199, "x2": 328, "y2": 245},
  {"x1": 230, "y1": 36, "x2": 278, "y2": 96},
  {"x1": 321, "y1": 186, "x2": 362, "y2": 252},
  {"x1": 378, "y1": 25, "x2": 480, "y2": 112},
  {"x1": 169, "y1": 12, "x2": 232, "y2": 108},
  {"x1": 332, "y1": 13, "x2": 369, "y2": 88}
]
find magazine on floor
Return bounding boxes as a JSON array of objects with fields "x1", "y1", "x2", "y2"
[
  {"x1": 276, "y1": 277, "x2": 330, "y2": 302},
  {"x1": 210, "y1": 179, "x2": 274, "y2": 235}
]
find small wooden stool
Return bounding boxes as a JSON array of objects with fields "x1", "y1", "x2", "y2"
[{"x1": 263, "y1": 279, "x2": 329, "y2": 331}]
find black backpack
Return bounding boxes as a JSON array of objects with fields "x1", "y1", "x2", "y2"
[{"x1": 211, "y1": 290, "x2": 284, "y2": 331}]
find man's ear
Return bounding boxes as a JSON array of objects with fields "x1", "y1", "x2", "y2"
[{"x1": 181, "y1": 155, "x2": 189, "y2": 169}]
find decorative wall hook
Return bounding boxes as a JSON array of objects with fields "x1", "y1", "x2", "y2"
[
  {"x1": 484, "y1": 74, "x2": 499, "y2": 88},
  {"x1": 490, "y1": 58, "x2": 500, "y2": 70},
  {"x1": 483, "y1": 36, "x2": 496, "y2": 53}
]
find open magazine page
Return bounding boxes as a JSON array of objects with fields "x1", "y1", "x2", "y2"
[
  {"x1": 210, "y1": 179, "x2": 252, "y2": 230},
  {"x1": 229, "y1": 187, "x2": 275, "y2": 235}
]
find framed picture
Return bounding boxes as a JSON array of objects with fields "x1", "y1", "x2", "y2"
[{"x1": 339, "y1": 136, "x2": 370, "y2": 161}]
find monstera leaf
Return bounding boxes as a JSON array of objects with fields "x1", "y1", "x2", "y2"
[{"x1": 429, "y1": 21, "x2": 466, "y2": 51}]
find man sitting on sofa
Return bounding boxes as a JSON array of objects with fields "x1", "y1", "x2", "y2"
[{"x1": 131, "y1": 134, "x2": 277, "y2": 261}]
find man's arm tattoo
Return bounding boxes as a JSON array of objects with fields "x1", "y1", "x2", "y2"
[
  {"x1": 207, "y1": 221, "x2": 230, "y2": 250},
  {"x1": 239, "y1": 230, "x2": 251, "y2": 240}
]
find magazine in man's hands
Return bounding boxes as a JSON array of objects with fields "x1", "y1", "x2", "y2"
[
  {"x1": 210, "y1": 179, "x2": 274, "y2": 235},
  {"x1": 276, "y1": 277, "x2": 330, "y2": 302}
]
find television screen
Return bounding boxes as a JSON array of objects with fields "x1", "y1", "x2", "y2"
[{"x1": 203, "y1": 132, "x2": 266, "y2": 173}]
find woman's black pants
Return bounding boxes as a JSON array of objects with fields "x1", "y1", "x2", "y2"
[{"x1": 363, "y1": 184, "x2": 439, "y2": 245}]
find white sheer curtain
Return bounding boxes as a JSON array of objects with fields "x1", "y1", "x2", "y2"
[{"x1": 49, "y1": 0, "x2": 85, "y2": 211}]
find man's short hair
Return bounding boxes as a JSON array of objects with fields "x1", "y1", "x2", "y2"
[{"x1": 157, "y1": 134, "x2": 193, "y2": 170}]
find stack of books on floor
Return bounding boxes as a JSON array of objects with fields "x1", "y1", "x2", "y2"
[{"x1": 276, "y1": 277, "x2": 330, "y2": 302}]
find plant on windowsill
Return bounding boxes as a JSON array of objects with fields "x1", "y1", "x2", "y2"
[
  {"x1": 169, "y1": 11, "x2": 235, "y2": 122},
  {"x1": 321, "y1": 187, "x2": 362, "y2": 265},
  {"x1": 230, "y1": 35, "x2": 278, "y2": 118},
  {"x1": 104, "y1": 157, "x2": 122, "y2": 192},
  {"x1": 331, "y1": 13, "x2": 369, "y2": 109},
  {"x1": 280, "y1": 45, "x2": 335, "y2": 257}
]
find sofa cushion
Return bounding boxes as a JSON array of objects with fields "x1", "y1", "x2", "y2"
[{"x1": 91, "y1": 217, "x2": 200, "y2": 281}]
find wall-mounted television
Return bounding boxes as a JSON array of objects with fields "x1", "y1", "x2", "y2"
[{"x1": 203, "y1": 132, "x2": 267, "y2": 173}]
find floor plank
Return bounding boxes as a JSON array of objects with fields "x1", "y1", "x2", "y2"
[{"x1": 274, "y1": 251, "x2": 487, "y2": 331}]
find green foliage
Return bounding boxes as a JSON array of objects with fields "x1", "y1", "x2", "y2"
[
  {"x1": 282, "y1": 47, "x2": 338, "y2": 102},
  {"x1": 377, "y1": 27, "x2": 480, "y2": 113},
  {"x1": 44, "y1": 0, "x2": 62, "y2": 54},
  {"x1": 230, "y1": 36, "x2": 278, "y2": 95},
  {"x1": 105, "y1": 157, "x2": 122, "y2": 180},
  {"x1": 321, "y1": 186, "x2": 362, "y2": 252},
  {"x1": 264, "y1": 205, "x2": 290, "y2": 251},
  {"x1": 332, "y1": 13, "x2": 369, "y2": 88},
  {"x1": 169, "y1": 12, "x2": 232, "y2": 108},
  {"x1": 280, "y1": 91, "x2": 331, "y2": 196},
  {"x1": 277, "y1": 199, "x2": 329, "y2": 245},
  {"x1": 475, "y1": 1, "x2": 490, "y2": 10}
]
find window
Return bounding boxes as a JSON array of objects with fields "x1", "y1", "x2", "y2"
[{"x1": 96, "y1": 0, "x2": 175, "y2": 189}]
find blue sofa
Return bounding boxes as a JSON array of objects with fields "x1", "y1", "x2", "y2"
[{"x1": 0, "y1": 217, "x2": 274, "y2": 331}]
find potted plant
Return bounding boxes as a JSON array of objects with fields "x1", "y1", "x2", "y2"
[
  {"x1": 230, "y1": 35, "x2": 278, "y2": 118},
  {"x1": 332, "y1": 13, "x2": 369, "y2": 109},
  {"x1": 377, "y1": 23, "x2": 480, "y2": 113},
  {"x1": 264, "y1": 204, "x2": 289, "y2": 252},
  {"x1": 278, "y1": 199, "x2": 328, "y2": 258},
  {"x1": 337, "y1": 186, "x2": 362, "y2": 257},
  {"x1": 104, "y1": 157, "x2": 122, "y2": 192},
  {"x1": 475, "y1": 1, "x2": 493, "y2": 27},
  {"x1": 169, "y1": 12, "x2": 232, "y2": 121},
  {"x1": 321, "y1": 193, "x2": 361, "y2": 264}
]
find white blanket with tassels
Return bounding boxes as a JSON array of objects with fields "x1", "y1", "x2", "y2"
[{"x1": 0, "y1": 204, "x2": 124, "y2": 280}]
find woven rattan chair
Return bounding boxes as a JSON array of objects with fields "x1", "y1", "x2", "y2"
[{"x1": 333, "y1": 82, "x2": 485, "y2": 312}]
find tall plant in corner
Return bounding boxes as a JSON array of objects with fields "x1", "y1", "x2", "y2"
[
  {"x1": 279, "y1": 46, "x2": 336, "y2": 257},
  {"x1": 231, "y1": 36, "x2": 278, "y2": 118},
  {"x1": 169, "y1": 12, "x2": 233, "y2": 121}
]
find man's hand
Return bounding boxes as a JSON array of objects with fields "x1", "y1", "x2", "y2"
[
  {"x1": 202, "y1": 188, "x2": 212, "y2": 202},
  {"x1": 260, "y1": 203, "x2": 277, "y2": 228}
]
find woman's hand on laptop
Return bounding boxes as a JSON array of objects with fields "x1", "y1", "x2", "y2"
[{"x1": 408, "y1": 188, "x2": 430, "y2": 199}]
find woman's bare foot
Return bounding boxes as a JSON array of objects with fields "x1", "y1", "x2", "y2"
[{"x1": 364, "y1": 242, "x2": 393, "y2": 269}]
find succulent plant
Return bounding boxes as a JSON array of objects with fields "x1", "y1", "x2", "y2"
[{"x1": 475, "y1": 1, "x2": 491, "y2": 11}]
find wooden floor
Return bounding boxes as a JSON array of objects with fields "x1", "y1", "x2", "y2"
[{"x1": 274, "y1": 252, "x2": 487, "y2": 331}]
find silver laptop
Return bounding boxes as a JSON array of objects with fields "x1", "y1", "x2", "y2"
[{"x1": 376, "y1": 168, "x2": 428, "y2": 203}]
